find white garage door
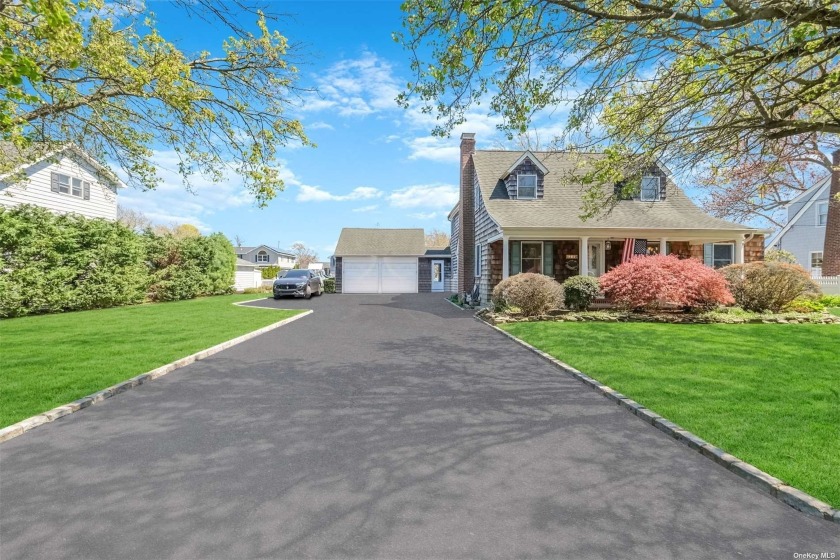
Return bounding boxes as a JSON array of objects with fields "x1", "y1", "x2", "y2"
[{"x1": 343, "y1": 257, "x2": 418, "y2": 294}]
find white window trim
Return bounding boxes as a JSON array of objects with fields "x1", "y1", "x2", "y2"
[
  {"x1": 640, "y1": 176, "x2": 661, "y2": 202},
  {"x1": 474, "y1": 182, "x2": 481, "y2": 211},
  {"x1": 810, "y1": 251, "x2": 824, "y2": 270},
  {"x1": 817, "y1": 202, "x2": 828, "y2": 226},
  {"x1": 256, "y1": 251, "x2": 270, "y2": 263},
  {"x1": 516, "y1": 174, "x2": 537, "y2": 200},
  {"x1": 520, "y1": 241, "x2": 543, "y2": 274},
  {"x1": 712, "y1": 242, "x2": 734, "y2": 268},
  {"x1": 475, "y1": 244, "x2": 481, "y2": 277},
  {"x1": 56, "y1": 173, "x2": 90, "y2": 199}
]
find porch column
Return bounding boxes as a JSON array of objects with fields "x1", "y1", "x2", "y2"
[
  {"x1": 579, "y1": 237, "x2": 589, "y2": 276},
  {"x1": 735, "y1": 237, "x2": 745, "y2": 264},
  {"x1": 660, "y1": 237, "x2": 668, "y2": 255},
  {"x1": 502, "y1": 235, "x2": 510, "y2": 280}
]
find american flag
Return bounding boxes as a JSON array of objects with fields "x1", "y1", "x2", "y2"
[{"x1": 621, "y1": 239, "x2": 648, "y2": 263}]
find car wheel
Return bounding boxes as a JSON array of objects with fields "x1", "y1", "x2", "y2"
[
  {"x1": 273, "y1": 295, "x2": 281, "y2": 300},
  {"x1": 317, "y1": 284, "x2": 323, "y2": 296},
  {"x1": 304, "y1": 286, "x2": 312, "y2": 300}
]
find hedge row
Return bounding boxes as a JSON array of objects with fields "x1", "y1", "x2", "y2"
[{"x1": 0, "y1": 205, "x2": 235, "y2": 318}]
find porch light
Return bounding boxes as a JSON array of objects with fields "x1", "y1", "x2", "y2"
[{"x1": 605, "y1": 240, "x2": 611, "y2": 250}]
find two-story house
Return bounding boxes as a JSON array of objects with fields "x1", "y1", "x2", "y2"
[
  {"x1": 765, "y1": 177, "x2": 831, "y2": 276},
  {"x1": 0, "y1": 143, "x2": 122, "y2": 220},
  {"x1": 234, "y1": 245, "x2": 296, "y2": 268},
  {"x1": 449, "y1": 133, "x2": 765, "y2": 303}
]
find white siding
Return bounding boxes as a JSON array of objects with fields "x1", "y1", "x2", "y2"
[
  {"x1": 234, "y1": 267, "x2": 262, "y2": 291},
  {"x1": 772, "y1": 186, "x2": 829, "y2": 272},
  {"x1": 0, "y1": 154, "x2": 118, "y2": 220}
]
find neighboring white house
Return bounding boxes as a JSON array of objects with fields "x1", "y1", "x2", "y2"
[
  {"x1": 766, "y1": 177, "x2": 830, "y2": 276},
  {"x1": 234, "y1": 245, "x2": 296, "y2": 268},
  {"x1": 234, "y1": 258, "x2": 263, "y2": 291},
  {"x1": 0, "y1": 143, "x2": 122, "y2": 221}
]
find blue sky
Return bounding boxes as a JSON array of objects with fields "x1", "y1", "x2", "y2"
[{"x1": 119, "y1": 0, "x2": 532, "y2": 259}]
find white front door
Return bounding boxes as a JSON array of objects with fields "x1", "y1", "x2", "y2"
[
  {"x1": 431, "y1": 260, "x2": 445, "y2": 292},
  {"x1": 588, "y1": 242, "x2": 603, "y2": 277}
]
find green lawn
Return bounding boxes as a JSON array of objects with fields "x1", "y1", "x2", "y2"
[
  {"x1": 0, "y1": 295, "x2": 302, "y2": 428},
  {"x1": 501, "y1": 321, "x2": 840, "y2": 508}
]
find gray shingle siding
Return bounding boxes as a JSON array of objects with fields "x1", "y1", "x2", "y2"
[
  {"x1": 474, "y1": 174, "x2": 501, "y2": 303},
  {"x1": 418, "y1": 258, "x2": 431, "y2": 292},
  {"x1": 334, "y1": 257, "x2": 343, "y2": 293},
  {"x1": 503, "y1": 157, "x2": 545, "y2": 199},
  {"x1": 450, "y1": 210, "x2": 459, "y2": 292}
]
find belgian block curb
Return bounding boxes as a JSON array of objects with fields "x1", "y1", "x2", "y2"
[
  {"x1": 476, "y1": 313, "x2": 840, "y2": 525},
  {"x1": 0, "y1": 307, "x2": 313, "y2": 444}
]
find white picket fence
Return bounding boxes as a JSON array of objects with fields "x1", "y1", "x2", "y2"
[{"x1": 813, "y1": 274, "x2": 840, "y2": 295}]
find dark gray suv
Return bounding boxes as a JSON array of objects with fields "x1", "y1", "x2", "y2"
[{"x1": 273, "y1": 269, "x2": 323, "y2": 299}]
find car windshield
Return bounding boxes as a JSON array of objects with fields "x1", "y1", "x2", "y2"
[{"x1": 282, "y1": 270, "x2": 310, "y2": 278}]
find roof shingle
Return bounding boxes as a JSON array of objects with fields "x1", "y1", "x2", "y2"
[
  {"x1": 335, "y1": 228, "x2": 427, "y2": 257},
  {"x1": 473, "y1": 151, "x2": 756, "y2": 231}
]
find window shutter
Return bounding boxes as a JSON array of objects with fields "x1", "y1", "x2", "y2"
[
  {"x1": 83, "y1": 182, "x2": 90, "y2": 200},
  {"x1": 51, "y1": 172, "x2": 60, "y2": 193},
  {"x1": 703, "y1": 243, "x2": 713, "y2": 267},
  {"x1": 614, "y1": 180, "x2": 626, "y2": 199},
  {"x1": 511, "y1": 241, "x2": 521, "y2": 275},
  {"x1": 543, "y1": 242, "x2": 554, "y2": 277},
  {"x1": 659, "y1": 176, "x2": 666, "y2": 200}
]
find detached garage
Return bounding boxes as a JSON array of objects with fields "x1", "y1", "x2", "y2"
[
  {"x1": 234, "y1": 258, "x2": 263, "y2": 291},
  {"x1": 334, "y1": 228, "x2": 452, "y2": 294}
]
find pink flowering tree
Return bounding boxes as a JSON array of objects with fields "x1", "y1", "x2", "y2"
[{"x1": 599, "y1": 254, "x2": 734, "y2": 311}]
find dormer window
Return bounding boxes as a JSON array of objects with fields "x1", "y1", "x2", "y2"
[
  {"x1": 517, "y1": 174, "x2": 537, "y2": 199},
  {"x1": 640, "y1": 176, "x2": 661, "y2": 201}
]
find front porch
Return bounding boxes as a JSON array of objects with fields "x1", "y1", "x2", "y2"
[{"x1": 482, "y1": 234, "x2": 763, "y2": 302}]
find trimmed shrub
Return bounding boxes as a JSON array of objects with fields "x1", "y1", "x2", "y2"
[
  {"x1": 599, "y1": 254, "x2": 734, "y2": 311},
  {"x1": 764, "y1": 248, "x2": 798, "y2": 264},
  {"x1": 323, "y1": 277, "x2": 336, "y2": 293},
  {"x1": 261, "y1": 265, "x2": 281, "y2": 279},
  {"x1": 491, "y1": 273, "x2": 563, "y2": 317},
  {"x1": 562, "y1": 275, "x2": 600, "y2": 310},
  {"x1": 818, "y1": 295, "x2": 840, "y2": 307},
  {"x1": 146, "y1": 233, "x2": 235, "y2": 302},
  {"x1": 0, "y1": 206, "x2": 147, "y2": 317},
  {"x1": 720, "y1": 262, "x2": 820, "y2": 313},
  {"x1": 784, "y1": 298, "x2": 825, "y2": 313}
]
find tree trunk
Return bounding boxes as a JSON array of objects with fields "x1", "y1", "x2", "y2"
[{"x1": 822, "y1": 150, "x2": 840, "y2": 276}]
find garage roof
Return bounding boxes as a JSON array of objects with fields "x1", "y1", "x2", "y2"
[{"x1": 335, "y1": 228, "x2": 427, "y2": 257}]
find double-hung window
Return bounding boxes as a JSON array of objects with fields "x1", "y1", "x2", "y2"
[
  {"x1": 712, "y1": 243, "x2": 734, "y2": 268},
  {"x1": 474, "y1": 182, "x2": 481, "y2": 210},
  {"x1": 256, "y1": 251, "x2": 269, "y2": 263},
  {"x1": 817, "y1": 202, "x2": 828, "y2": 226},
  {"x1": 474, "y1": 244, "x2": 481, "y2": 277},
  {"x1": 811, "y1": 251, "x2": 823, "y2": 272},
  {"x1": 516, "y1": 174, "x2": 537, "y2": 199},
  {"x1": 51, "y1": 172, "x2": 89, "y2": 199},
  {"x1": 640, "y1": 176, "x2": 661, "y2": 201},
  {"x1": 521, "y1": 242, "x2": 542, "y2": 274}
]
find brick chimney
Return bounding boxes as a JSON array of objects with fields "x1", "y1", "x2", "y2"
[
  {"x1": 458, "y1": 133, "x2": 476, "y2": 294},
  {"x1": 822, "y1": 149, "x2": 840, "y2": 276}
]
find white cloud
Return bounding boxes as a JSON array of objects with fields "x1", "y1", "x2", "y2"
[
  {"x1": 352, "y1": 204, "x2": 379, "y2": 213},
  {"x1": 409, "y1": 211, "x2": 441, "y2": 220},
  {"x1": 388, "y1": 184, "x2": 459, "y2": 209},
  {"x1": 308, "y1": 121, "x2": 335, "y2": 131},
  {"x1": 301, "y1": 51, "x2": 402, "y2": 118},
  {"x1": 116, "y1": 149, "x2": 254, "y2": 232},
  {"x1": 297, "y1": 184, "x2": 382, "y2": 202}
]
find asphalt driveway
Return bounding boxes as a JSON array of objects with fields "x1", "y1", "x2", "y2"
[{"x1": 1, "y1": 294, "x2": 837, "y2": 559}]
